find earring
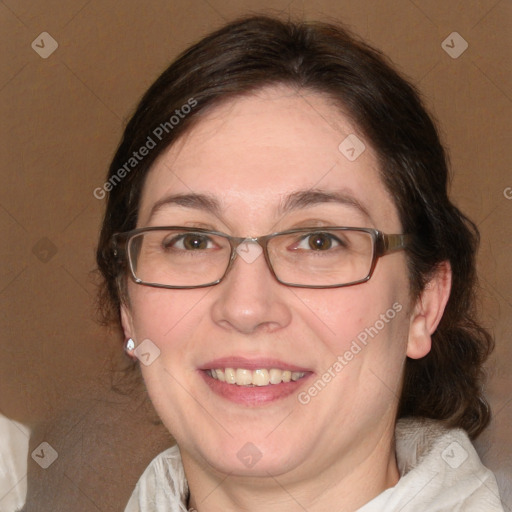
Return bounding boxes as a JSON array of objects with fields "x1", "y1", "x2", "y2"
[{"x1": 125, "y1": 338, "x2": 135, "y2": 352}]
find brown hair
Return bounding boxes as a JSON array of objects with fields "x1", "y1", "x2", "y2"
[{"x1": 96, "y1": 15, "x2": 493, "y2": 438}]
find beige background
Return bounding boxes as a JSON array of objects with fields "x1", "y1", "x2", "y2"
[{"x1": 1, "y1": 0, "x2": 510, "y2": 510}]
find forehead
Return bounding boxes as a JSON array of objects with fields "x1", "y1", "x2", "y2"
[{"x1": 138, "y1": 86, "x2": 400, "y2": 230}]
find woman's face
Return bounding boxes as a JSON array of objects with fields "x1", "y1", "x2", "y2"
[{"x1": 121, "y1": 87, "x2": 424, "y2": 481}]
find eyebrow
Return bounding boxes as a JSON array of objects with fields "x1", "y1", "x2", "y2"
[
  {"x1": 148, "y1": 193, "x2": 222, "y2": 222},
  {"x1": 279, "y1": 189, "x2": 372, "y2": 220},
  {"x1": 147, "y1": 188, "x2": 372, "y2": 223}
]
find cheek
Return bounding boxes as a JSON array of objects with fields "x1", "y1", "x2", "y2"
[
  {"x1": 126, "y1": 286, "x2": 211, "y2": 426},
  {"x1": 126, "y1": 284, "x2": 212, "y2": 354},
  {"x1": 291, "y1": 258, "x2": 411, "y2": 361},
  {"x1": 293, "y1": 286, "x2": 405, "y2": 348}
]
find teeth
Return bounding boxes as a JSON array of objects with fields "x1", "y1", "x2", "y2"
[
  {"x1": 269, "y1": 368, "x2": 282, "y2": 384},
  {"x1": 224, "y1": 368, "x2": 236, "y2": 384},
  {"x1": 253, "y1": 369, "x2": 269, "y2": 386},
  {"x1": 236, "y1": 368, "x2": 253, "y2": 385},
  {"x1": 208, "y1": 368, "x2": 306, "y2": 386}
]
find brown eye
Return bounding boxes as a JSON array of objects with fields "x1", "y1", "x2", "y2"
[
  {"x1": 307, "y1": 233, "x2": 333, "y2": 250},
  {"x1": 163, "y1": 233, "x2": 213, "y2": 250},
  {"x1": 182, "y1": 234, "x2": 209, "y2": 250}
]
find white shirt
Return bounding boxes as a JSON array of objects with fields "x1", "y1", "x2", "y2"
[
  {"x1": 125, "y1": 418, "x2": 504, "y2": 511},
  {"x1": 0, "y1": 414, "x2": 30, "y2": 512}
]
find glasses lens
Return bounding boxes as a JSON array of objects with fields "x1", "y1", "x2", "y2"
[
  {"x1": 128, "y1": 229, "x2": 231, "y2": 287},
  {"x1": 268, "y1": 229, "x2": 374, "y2": 286}
]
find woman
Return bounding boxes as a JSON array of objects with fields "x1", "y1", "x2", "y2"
[{"x1": 96, "y1": 15, "x2": 504, "y2": 511}]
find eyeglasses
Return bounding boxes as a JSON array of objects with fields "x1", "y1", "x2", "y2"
[{"x1": 112, "y1": 226, "x2": 411, "y2": 289}]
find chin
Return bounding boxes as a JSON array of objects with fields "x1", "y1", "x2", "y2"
[{"x1": 181, "y1": 429, "x2": 307, "y2": 477}]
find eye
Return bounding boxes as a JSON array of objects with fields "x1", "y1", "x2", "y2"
[
  {"x1": 164, "y1": 233, "x2": 214, "y2": 250},
  {"x1": 296, "y1": 232, "x2": 342, "y2": 251}
]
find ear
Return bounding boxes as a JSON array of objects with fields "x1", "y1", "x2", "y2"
[{"x1": 407, "y1": 261, "x2": 452, "y2": 359}]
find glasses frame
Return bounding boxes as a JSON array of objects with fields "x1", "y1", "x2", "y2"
[{"x1": 112, "y1": 226, "x2": 412, "y2": 290}]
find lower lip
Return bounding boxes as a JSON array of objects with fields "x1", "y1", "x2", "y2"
[{"x1": 200, "y1": 371, "x2": 312, "y2": 406}]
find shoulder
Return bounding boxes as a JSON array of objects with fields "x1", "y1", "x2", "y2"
[{"x1": 393, "y1": 418, "x2": 504, "y2": 511}]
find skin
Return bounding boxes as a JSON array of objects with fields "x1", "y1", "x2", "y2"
[{"x1": 121, "y1": 86, "x2": 451, "y2": 511}]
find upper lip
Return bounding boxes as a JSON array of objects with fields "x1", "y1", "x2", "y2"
[{"x1": 200, "y1": 357, "x2": 312, "y2": 372}]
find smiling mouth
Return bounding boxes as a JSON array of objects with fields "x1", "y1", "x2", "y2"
[{"x1": 206, "y1": 368, "x2": 307, "y2": 386}]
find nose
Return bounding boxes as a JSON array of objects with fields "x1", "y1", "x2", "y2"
[{"x1": 210, "y1": 242, "x2": 292, "y2": 335}]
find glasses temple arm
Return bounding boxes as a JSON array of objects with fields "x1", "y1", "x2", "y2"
[{"x1": 382, "y1": 233, "x2": 412, "y2": 254}]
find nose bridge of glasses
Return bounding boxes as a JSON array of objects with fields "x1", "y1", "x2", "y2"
[
  {"x1": 217, "y1": 234, "x2": 281, "y2": 287},
  {"x1": 230, "y1": 236, "x2": 267, "y2": 267},
  {"x1": 230, "y1": 236, "x2": 260, "y2": 250}
]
